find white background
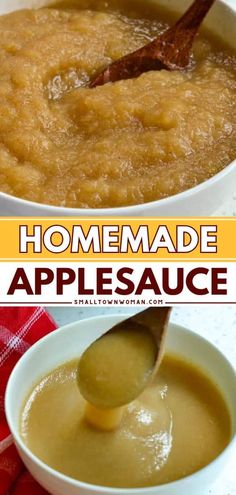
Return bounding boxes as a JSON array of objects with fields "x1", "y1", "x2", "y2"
[{"x1": 48, "y1": 305, "x2": 236, "y2": 495}]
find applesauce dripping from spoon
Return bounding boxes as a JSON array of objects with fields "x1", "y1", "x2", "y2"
[
  {"x1": 77, "y1": 307, "x2": 171, "y2": 431},
  {"x1": 90, "y1": 0, "x2": 216, "y2": 87}
]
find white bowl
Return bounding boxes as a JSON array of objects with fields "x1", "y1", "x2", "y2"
[
  {"x1": 5, "y1": 314, "x2": 236, "y2": 495},
  {"x1": 0, "y1": 0, "x2": 235, "y2": 216}
]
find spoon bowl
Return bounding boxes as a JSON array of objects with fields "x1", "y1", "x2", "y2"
[{"x1": 77, "y1": 307, "x2": 171, "y2": 411}]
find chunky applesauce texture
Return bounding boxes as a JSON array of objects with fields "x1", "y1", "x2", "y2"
[{"x1": 0, "y1": 0, "x2": 235, "y2": 208}]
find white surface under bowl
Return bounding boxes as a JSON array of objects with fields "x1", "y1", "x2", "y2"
[
  {"x1": 5, "y1": 315, "x2": 236, "y2": 495},
  {"x1": 0, "y1": 0, "x2": 235, "y2": 216}
]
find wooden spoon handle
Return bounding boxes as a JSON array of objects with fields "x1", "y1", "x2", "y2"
[
  {"x1": 173, "y1": 0, "x2": 216, "y2": 32},
  {"x1": 156, "y1": 0, "x2": 216, "y2": 68},
  {"x1": 132, "y1": 307, "x2": 171, "y2": 373},
  {"x1": 91, "y1": 0, "x2": 216, "y2": 86}
]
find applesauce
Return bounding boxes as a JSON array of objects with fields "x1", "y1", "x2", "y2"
[
  {"x1": 21, "y1": 355, "x2": 231, "y2": 489},
  {"x1": 0, "y1": 0, "x2": 235, "y2": 208}
]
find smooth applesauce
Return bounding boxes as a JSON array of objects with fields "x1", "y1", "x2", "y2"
[
  {"x1": 21, "y1": 355, "x2": 231, "y2": 488},
  {"x1": 0, "y1": 0, "x2": 235, "y2": 208}
]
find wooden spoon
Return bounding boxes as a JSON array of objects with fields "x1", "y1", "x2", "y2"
[
  {"x1": 78, "y1": 307, "x2": 171, "y2": 430},
  {"x1": 132, "y1": 306, "x2": 171, "y2": 377},
  {"x1": 91, "y1": 0, "x2": 216, "y2": 88}
]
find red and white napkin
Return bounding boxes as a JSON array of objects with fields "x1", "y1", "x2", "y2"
[{"x1": 0, "y1": 307, "x2": 58, "y2": 495}]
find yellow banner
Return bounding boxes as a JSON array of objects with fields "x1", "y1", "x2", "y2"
[{"x1": 0, "y1": 217, "x2": 235, "y2": 261}]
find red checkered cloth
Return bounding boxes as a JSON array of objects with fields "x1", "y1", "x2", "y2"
[{"x1": 0, "y1": 307, "x2": 58, "y2": 495}]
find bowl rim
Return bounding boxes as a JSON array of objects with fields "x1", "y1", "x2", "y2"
[
  {"x1": 0, "y1": 0, "x2": 235, "y2": 215},
  {"x1": 5, "y1": 315, "x2": 236, "y2": 494},
  {"x1": 1, "y1": 157, "x2": 236, "y2": 215}
]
